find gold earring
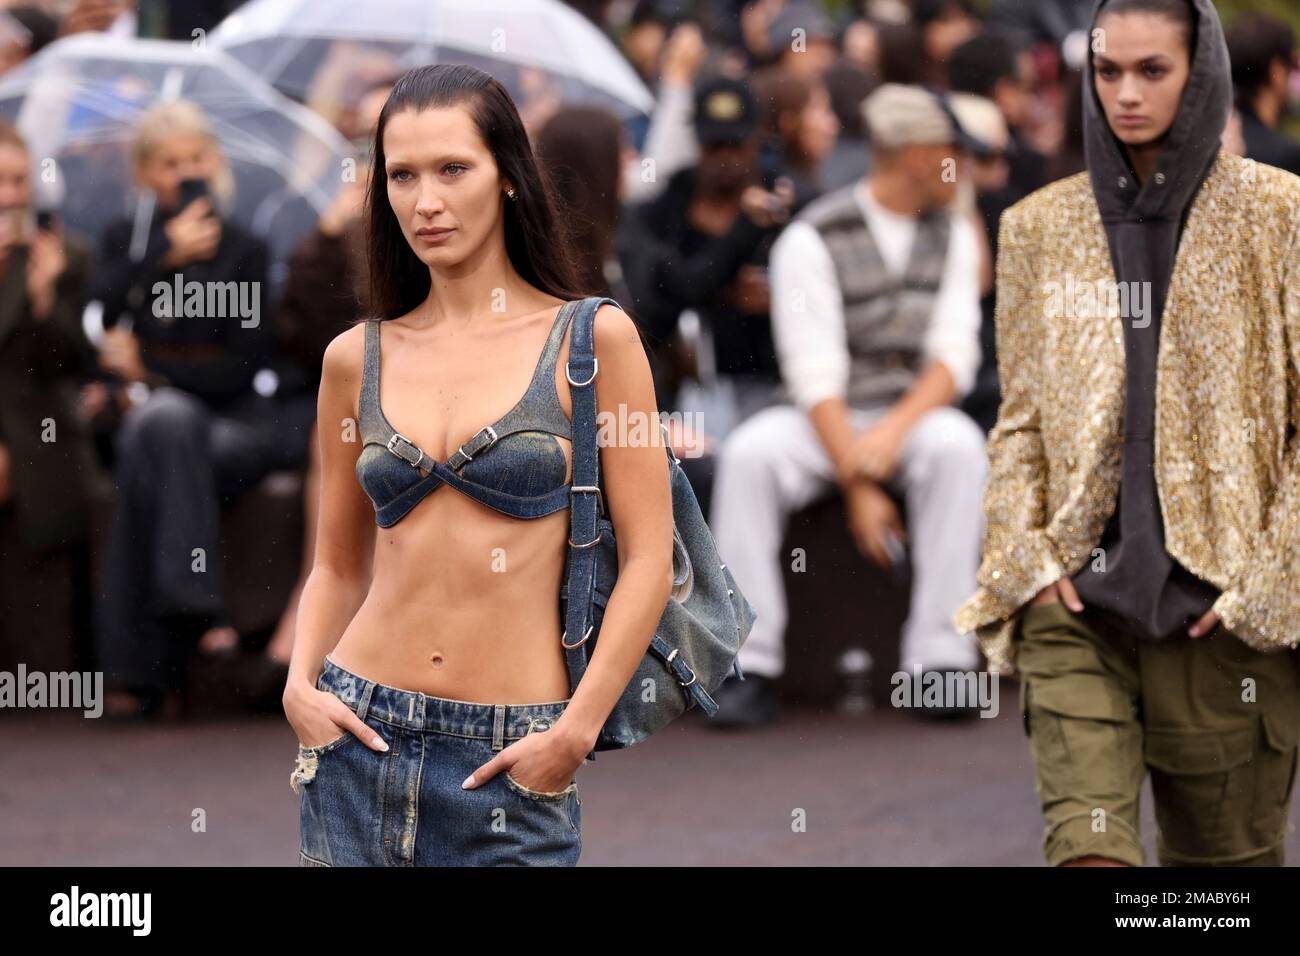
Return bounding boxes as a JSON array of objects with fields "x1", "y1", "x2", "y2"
[{"x1": 505, "y1": 185, "x2": 517, "y2": 201}]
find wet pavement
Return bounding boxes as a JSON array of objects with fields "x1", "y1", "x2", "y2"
[{"x1": 2, "y1": 701, "x2": 1296, "y2": 866}]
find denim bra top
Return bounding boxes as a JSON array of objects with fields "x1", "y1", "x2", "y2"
[{"x1": 355, "y1": 300, "x2": 579, "y2": 527}]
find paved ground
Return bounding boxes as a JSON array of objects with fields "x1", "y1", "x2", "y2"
[{"x1": 2, "y1": 698, "x2": 1296, "y2": 866}]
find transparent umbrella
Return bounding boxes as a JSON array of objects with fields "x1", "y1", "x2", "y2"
[
  {"x1": 209, "y1": 0, "x2": 654, "y2": 128},
  {"x1": 0, "y1": 33, "x2": 353, "y2": 271}
]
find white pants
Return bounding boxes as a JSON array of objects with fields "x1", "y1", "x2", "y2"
[{"x1": 709, "y1": 403, "x2": 987, "y2": 677}]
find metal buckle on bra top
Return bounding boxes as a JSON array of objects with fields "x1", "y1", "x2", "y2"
[
  {"x1": 386, "y1": 432, "x2": 425, "y2": 469},
  {"x1": 457, "y1": 425, "x2": 499, "y2": 463}
]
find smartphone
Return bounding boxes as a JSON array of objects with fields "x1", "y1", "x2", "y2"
[
  {"x1": 882, "y1": 527, "x2": 910, "y2": 585},
  {"x1": 177, "y1": 177, "x2": 209, "y2": 212}
]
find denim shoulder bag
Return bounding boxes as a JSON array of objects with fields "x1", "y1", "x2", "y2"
[{"x1": 559, "y1": 295, "x2": 757, "y2": 754}]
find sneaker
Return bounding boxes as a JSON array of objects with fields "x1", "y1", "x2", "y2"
[{"x1": 707, "y1": 674, "x2": 779, "y2": 729}]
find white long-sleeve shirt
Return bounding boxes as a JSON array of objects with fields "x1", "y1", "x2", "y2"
[
  {"x1": 622, "y1": 80, "x2": 698, "y2": 205},
  {"x1": 769, "y1": 178, "x2": 982, "y2": 412}
]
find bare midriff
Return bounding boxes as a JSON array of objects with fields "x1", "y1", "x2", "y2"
[{"x1": 330, "y1": 490, "x2": 574, "y2": 705}]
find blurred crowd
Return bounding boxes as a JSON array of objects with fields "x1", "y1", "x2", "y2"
[{"x1": 0, "y1": 0, "x2": 1297, "y2": 723}]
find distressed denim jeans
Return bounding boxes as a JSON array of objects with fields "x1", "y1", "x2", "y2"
[{"x1": 291, "y1": 655, "x2": 581, "y2": 866}]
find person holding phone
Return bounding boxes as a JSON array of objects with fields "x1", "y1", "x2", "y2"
[{"x1": 89, "y1": 99, "x2": 279, "y2": 720}]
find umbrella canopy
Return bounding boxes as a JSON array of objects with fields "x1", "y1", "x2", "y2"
[
  {"x1": 209, "y1": 0, "x2": 654, "y2": 122},
  {"x1": 0, "y1": 32, "x2": 353, "y2": 269}
]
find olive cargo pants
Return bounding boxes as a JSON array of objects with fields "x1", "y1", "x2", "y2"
[{"x1": 1016, "y1": 601, "x2": 1300, "y2": 866}]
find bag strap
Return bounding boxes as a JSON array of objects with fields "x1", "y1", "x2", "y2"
[
  {"x1": 562, "y1": 296, "x2": 613, "y2": 699},
  {"x1": 561, "y1": 296, "x2": 726, "y2": 738}
]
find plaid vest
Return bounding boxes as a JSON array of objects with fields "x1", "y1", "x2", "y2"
[{"x1": 799, "y1": 184, "x2": 951, "y2": 408}]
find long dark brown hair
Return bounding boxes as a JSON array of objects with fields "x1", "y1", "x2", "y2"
[{"x1": 365, "y1": 63, "x2": 589, "y2": 320}]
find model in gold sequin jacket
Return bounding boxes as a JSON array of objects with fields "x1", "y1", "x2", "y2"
[{"x1": 954, "y1": 152, "x2": 1300, "y2": 674}]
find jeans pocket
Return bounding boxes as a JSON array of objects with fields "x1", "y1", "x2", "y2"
[
  {"x1": 290, "y1": 725, "x2": 366, "y2": 794},
  {"x1": 503, "y1": 768, "x2": 577, "y2": 803},
  {"x1": 298, "y1": 731, "x2": 354, "y2": 758}
]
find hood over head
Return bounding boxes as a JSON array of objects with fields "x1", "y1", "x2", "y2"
[{"x1": 1082, "y1": 0, "x2": 1231, "y2": 225}]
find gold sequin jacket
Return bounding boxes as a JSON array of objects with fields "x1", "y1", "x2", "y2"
[{"x1": 954, "y1": 153, "x2": 1300, "y2": 674}]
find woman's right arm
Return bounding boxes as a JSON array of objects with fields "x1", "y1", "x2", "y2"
[{"x1": 282, "y1": 324, "x2": 388, "y2": 750}]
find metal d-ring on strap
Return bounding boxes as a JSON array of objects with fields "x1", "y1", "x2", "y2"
[
  {"x1": 561, "y1": 623, "x2": 594, "y2": 649},
  {"x1": 566, "y1": 358, "x2": 598, "y2": 387}
]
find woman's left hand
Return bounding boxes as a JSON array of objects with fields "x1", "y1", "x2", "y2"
[{"x1": 461, "y1": 723, "x2": 588, "y2": 794}]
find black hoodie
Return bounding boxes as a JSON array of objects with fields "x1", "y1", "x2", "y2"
[{"x1": 1069, "y1": 0, "x2": 1231, "y2": 641}]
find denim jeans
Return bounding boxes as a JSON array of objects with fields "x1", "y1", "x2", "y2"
[{"x1": 291, "y1": 655, "x2": 581, "y2": 866}]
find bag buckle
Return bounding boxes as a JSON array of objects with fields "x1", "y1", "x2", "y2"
[
  {"x1": 572, "y1": 489, "x2": 605, "y2": 548},
  {"x1": 569, "y1": 484, "x2": 604, "y2": 516},
  {"x1": 666, "y1": 647, "x2": 697, "y2": 687},
  {"x1": 386, "y1": 432, "x2": 425, "y2": 469},
  {"x1": 568, "y1": 485, "x2": 605, "y2": 548}
]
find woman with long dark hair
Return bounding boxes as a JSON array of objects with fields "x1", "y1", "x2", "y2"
[
  {"x1": 957, "y1": 0, "x2": 1300, "y2": 867},
  {"x1": 281, "y1": 64, "x2": 673, "y2": 866}
]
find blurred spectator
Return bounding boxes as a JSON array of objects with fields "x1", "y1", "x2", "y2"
[
  {"x1": 0, "y1": 121, "x2": 99, "y2": 676},
  {"x1": 840, "y1": 17, "x2": 880, "y2": 72},
  {"x1": 875, "y1": 21, "x2": 931, "y2": 85},
  {"x1": 536, "y1": 105, "x2": 632, "y2": 301},
  {"x1": 58, "y1": 0, "x2": 137, "y2": 38},
  {"x1": 912, "y1": 0, "x2": 980, "y2": 86},
  {"x1": 984, "y1": 0, "x2": 1093, "y2": 60},
  {"x1": 947, "y1": 32, "x2": 1050, "y2": 436},
  {"x1": 622, "y1": 20, "x2": 708, "y2": 204},
  {"x1": 761, "y1": 1, "x2": 839, "y2": 80},
  {"x1": 0, "y1": 6, "x2": 56, "y2": 73},
  {"x1": 820, "y1": 58, "x2": 877, "y2": 192},
  {"x1": 262, "y1": 78, "x2": 395, "y2": 667},
  {"x1": 616, "y1": 73, "x2": 796, "y2": 443},
  {"x1": 947, "y1": 92, "x2": 1009, "y2": 434},
  {"x1": 708, "y1": 84, "x2": 985, "y2": 726},
  {"x1": 90, "y1": 100, "x2": 283, "y2": 719},
  {"x1": 0, "y1": 122, "x2": 97, "y2": 557},
  {"x1": 1044, "y1": 67, "x2": 1086, "y2": 182},
  {"x1": 1226, "y1": 12, "x2": 1300, "y2": 177},
  {"x1": 750, "y1": 64, "x2": 839, "y2": 212},
  {"x1": 621, "y1": 0, "x2": 690, "y2": 85},
  {"x1": 948, "y1": 32, "x2": 1048, "y2": 205}
]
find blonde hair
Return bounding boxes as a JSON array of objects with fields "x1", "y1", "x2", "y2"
[{"x1": 130, "y1": 99, "x2": 234, "y2": 210}]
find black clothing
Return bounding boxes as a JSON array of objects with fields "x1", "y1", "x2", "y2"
[
  {"x1": 1070, "y1": 0, "x2": 1231, "y2": 641},
  {"x1": 1238, "y1": 104, "x2": 1300, "y2": 177},
  {"x1": 90, "y1": 207, "x2": 273, "y2": 410}
]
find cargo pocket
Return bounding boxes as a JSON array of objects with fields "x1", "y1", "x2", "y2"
[
  {"x1": 1251, "y1": 708, "x2": 1300, "y2": 851},
  {"x1": 1024, "y1": 671, "x2": 1137, "y2": 805},
  {"x1": 1144, "y1": 723, "x2": 1258, "y2": 862}
]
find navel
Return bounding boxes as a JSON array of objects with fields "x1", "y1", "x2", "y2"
[{"x1": 429, "y1": 653, "x2": 445, "y2": 668}]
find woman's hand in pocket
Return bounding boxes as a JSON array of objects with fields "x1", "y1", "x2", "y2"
[
  {"x1": 1029, "y1": 575, "x2": 1084, "y2": 612},
  {"x1": 461, "y1": 723, "x2": 586, "y2": 793},
  {"x1": 283, "y1": 678, "x2": 388, "y2": 752}
]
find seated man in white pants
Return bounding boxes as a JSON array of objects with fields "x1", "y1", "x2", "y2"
[{"x1": 709, "y1": 84, "x2": 989, "y2": 727}]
